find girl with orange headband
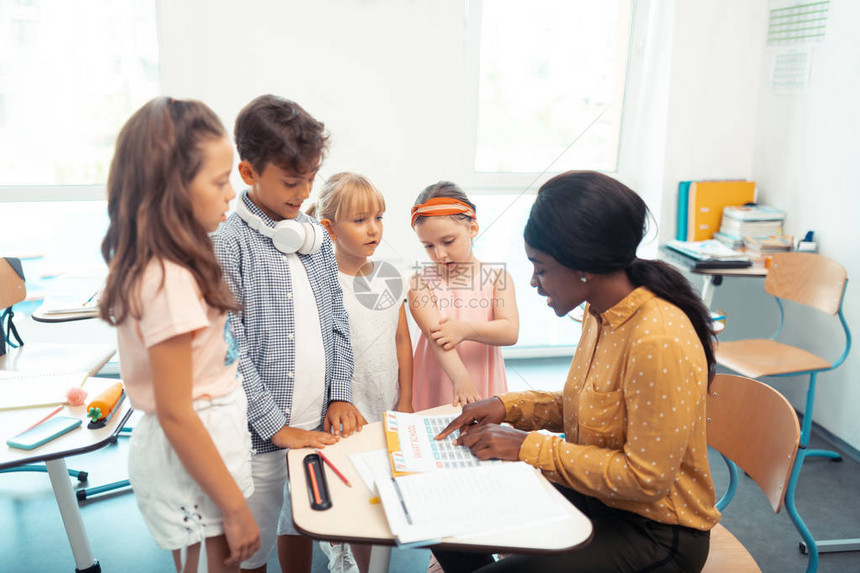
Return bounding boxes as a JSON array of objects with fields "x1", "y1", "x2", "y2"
[{"x1": 408, "y1": 181, "x2": 519, "y2": 409}]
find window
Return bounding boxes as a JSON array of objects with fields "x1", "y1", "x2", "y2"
[
  {"x1": 0, "y1": 0, "x2": 160, "y2": 188},
  {"x1": 0, "y1": 0, "x2": 159, "y2": 313},
  {"x1": 466, "y1": 0, "x2": 633, "y2": 180},
  {"x1": 465, "y1": 0, "x2": 633, "y2": 352}
]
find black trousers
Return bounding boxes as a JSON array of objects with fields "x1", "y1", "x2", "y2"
[{"x1": 432, "y1": 486, "x2": 710, "y2": 573}]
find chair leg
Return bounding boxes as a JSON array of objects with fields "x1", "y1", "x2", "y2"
[
  {"x1": 806, "y1": 449, "x2": 843, "y2": 460},
  {"x1": 715, "y1": 454, "x2": 740, "y2": 511},
  {"x1": 76, "y1": 479, "x2": 131, "y2": 501},
  {"x1": 0, "y1": 464, "x2": 88, "y2": 482},
  {"x1": 75, "y1": 427, "x2": 134, "y2": 501},
  {"x1": 798, "y1": 374, "x2": 842, "y2": 460},
  {"x1": 784, "y1": 447, "x2": 818, "y2": 573},
  {"x1": 783, "y1": 371, "x2": 851, "y2": 573},
  {"x1": 795, "y1": 375, "x2": 859, "y2": 557}
]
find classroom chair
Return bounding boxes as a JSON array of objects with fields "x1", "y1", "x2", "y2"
[
  {"x1": 702, "y1": 373, "x2": 800, "y2": 573},
  {"x1": 714, "y1": 252, "x2": 851, "y2": 572}
]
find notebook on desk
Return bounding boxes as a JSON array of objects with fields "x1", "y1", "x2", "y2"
[
  {"x1": 376, "y1": 462, "x2": 572, "y2": 545},
  {"x1": 660, "y1": 245, "x2": 753, "y2": 271},
  {"x1": 0, "y1": 370, "x2": 89, "y2": 410}
]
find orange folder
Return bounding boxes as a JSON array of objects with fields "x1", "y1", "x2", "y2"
[{"x1": 687, "y1": 181, "x2": 756, "y2": 241}]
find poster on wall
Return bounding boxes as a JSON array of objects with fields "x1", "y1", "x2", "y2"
[
  {"x1": 767, "y1": 1, "x2": 828, "y2": 93},
  {"x1": 767, "y1": 0, "x2": 830, "y2": 47},
  {"x1": 771, "y1": 48, "x2": 813, "y2": 93}
]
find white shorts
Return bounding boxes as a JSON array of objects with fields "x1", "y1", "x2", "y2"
[
  {"x1": 128, "y1": 385, "x2": 254, "y2": 551},
  {"x1": 241, "y1": 449, "x2": 302, "y2": 569}
]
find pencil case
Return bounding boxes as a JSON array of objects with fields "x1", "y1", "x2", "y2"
[{"x1": 303, "y1": 453, "x2": 332, "y2": 510}]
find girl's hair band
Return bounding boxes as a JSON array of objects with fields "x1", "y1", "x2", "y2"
[{"x1": 410, "y1": 197, "x2": 476, "y2": 227}]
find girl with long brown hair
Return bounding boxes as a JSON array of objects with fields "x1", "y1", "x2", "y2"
[{"x1": 101, "y1": 97, "x2": 259, "y2": 572}]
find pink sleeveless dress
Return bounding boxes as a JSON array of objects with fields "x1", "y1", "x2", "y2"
[{"x1": 412, "y1": 264, "x2": 508, "y2": 411}]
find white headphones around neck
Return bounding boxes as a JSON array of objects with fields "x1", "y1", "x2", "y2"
[{"x1": 235, "y1": 197, "x2": 323, "y2": 255}]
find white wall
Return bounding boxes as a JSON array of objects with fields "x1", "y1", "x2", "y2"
[
  {"x1": 158, "y1": 0, "x2": 470, "y2": 270},
  {"x1": 745, "y1": 0, "x2": 860, "y2": 448},
  {"x1": 658, "y1": 0, "x2": 860, "y2": 450},
  {"x1": 658, "y1": 0, "x2": 768, "y2": 241}
]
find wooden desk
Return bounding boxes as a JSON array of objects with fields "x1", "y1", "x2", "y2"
[
  {"x1": 287, "y1": 406, "x2": 593, "y2": 573},
  {"x1": 1, "y1": 377, "x2": 132, "y2": 573}
]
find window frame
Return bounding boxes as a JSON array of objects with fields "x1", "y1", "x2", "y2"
[
  {"x1": 461, "y1": 0, "x2": 635, "y2": 194},
  {"x1": 0, "y1": 186, "x2": 105, "y2": 203}
]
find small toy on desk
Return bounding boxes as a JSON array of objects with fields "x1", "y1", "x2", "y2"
[
  {"x1": 797, "y1": 230, "x2": 817, "y2": 252},
  {"x1": 66, "y1": 386, "x2": 88, "y2": 407},
  {"x1": 86, "y1": 381, "x2": 125, "y2": 429}
]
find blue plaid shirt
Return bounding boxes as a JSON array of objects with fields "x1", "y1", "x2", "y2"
[{"x1": 214, "y1": 192, "x2": 354, "y2": 454}]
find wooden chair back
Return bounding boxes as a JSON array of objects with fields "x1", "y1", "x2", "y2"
[
  {"x1": 706, "y1": 374, "x2": 800, "y2": 512},
  {"x1": 0, "y1": 258, "x2": 27, "y2": 309},
  {"x1": 765, "y1": 252, "x2": 847, "y2": 315}
]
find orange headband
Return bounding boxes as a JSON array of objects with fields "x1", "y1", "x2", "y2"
[{"x1": 410, "y1": 197, "x2": 476, "y2": 227}]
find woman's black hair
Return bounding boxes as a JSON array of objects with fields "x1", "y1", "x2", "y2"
[{"x1": 524, "y1": 170, "x2": 715, "y2": 380}]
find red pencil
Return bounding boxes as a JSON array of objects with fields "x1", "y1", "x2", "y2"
[
  {"x1": 308, "y1": 462, "x2": 323, "y2": 505},
  {"x1": 316, "y1": 448, "x2": 352, "y2": 487},
  {"x1": 23, "y1": 405, "x2": 64, "y2": 433}
]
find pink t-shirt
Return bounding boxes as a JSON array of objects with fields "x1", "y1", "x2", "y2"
[{"x1": 116, "y1": 259, "x2": 240, "y2": 414}]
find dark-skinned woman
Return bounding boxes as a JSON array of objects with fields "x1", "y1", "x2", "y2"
[{"x1": 433, "y1": 171, "x2": 719, "y2": 573}]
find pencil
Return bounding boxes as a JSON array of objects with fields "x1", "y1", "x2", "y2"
[
  {"x1": 23, "y1": 405, "x2": 64, "y2": 433},
  {"x1": 316, "y1": 448, "x2": 351, "y2": 487},
  {"x1": 308, "y1": 462, "x2": 323, "y2": 505},
  {"x1": 82, "y1": 291, "x2": 99, "y2": 307}
]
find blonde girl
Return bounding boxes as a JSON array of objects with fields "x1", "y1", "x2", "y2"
[
  {"x1": 308, "y1": 172, "x2": 413, "y2": 421},
  {"x1": 100, "y1": 97, "x2": 259, "y2": 573},
  {"x1": 308, "y1": 172, "x2": 413, "y2": 573}
]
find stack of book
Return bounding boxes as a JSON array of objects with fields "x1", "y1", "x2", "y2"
[
  {"x1": 744, "y1": 235, "x2": 793, "y2": 255},
  {"x1": 714, "y1": 205, "x2": 786, "y2": 249}
]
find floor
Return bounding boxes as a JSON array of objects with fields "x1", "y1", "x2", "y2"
[{"x1": 2, "y1": 357, "x2": 859, "y2": 572}]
